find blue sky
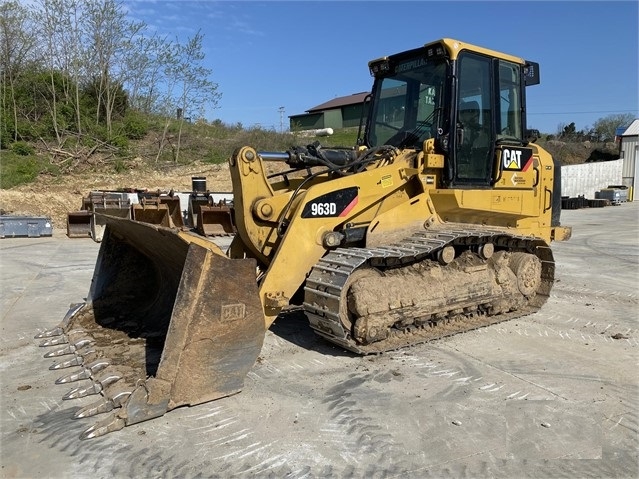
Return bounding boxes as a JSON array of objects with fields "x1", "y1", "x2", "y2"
[{"x1": 125, "y1": 0, "x2": 638, "y2": 134}]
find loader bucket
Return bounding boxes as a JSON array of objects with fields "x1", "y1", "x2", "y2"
[{"x1": 36, "y1": 216, "x2": 264, "y2": 439}]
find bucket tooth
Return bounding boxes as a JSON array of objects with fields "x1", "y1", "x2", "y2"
[
  {"x1": 39, "y1": 335, "x2": 69, "y2": 347},
  {"x1": 48, "y1": 349, "x2": 99, "y2": 370},
  {"x1": 64, "y1": 303, "x2": 86, "y2": 319},
  {"x1": 80, "y1": 413, "x2": 125, "y2": 440},
  {"x1": 74, "y1": 387, "x2": 132, "y2": 419},
  {"x1": 74, "y1": 397, "x2": 115, "y2": 419},
  {"x1": 35, "y1": 303, "x2": 86, "y2": 339},
  {"x1": 50, "y1": 353, "x2": 87, "y2": 370},
  {"x1": 50, "y1": 357, "x2": 81, "y2": 370},
  {"x1": 85, "y1": 359, "x2": 110, "y2": 374},
  {"x1": 34, "y1": 327, "x2": 64, "y2": 339},
  {"x1": 62, "y1": 375, "x2": 121, "y2": 400},
  {"x1": 109, "y1": 390, "x2": 132, "y2": 407},
  {"x1": 44, "y1": 345, "x2": 75, "y2": 358},
  {"x1": 63, "y1": 382, "x2": 101, "y2": 400},
  {"x1": 55, "y1": 359, "x2": 110, "y2": 384},
  {"x1": 56, "y1": 369, "x2": 91, "y2": 384},
  {"x1": 43, "y1": 338, "x2": 93, "y2": 358}
]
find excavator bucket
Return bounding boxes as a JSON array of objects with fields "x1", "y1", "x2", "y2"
[
  {"x1": 90, "y1": 202, "x2": 131, "y2": 242},
  {"x1": 67, "y1": 211, "x2": 92, "y2": 238},
  {"x1": 160, "y1": 195, "x2": 185, "y2": 228},
  {"x1": 131, "y1": 201, "x2": 171, "y2": 226},
  {"x1": 197, "y1": 204, "x2": 236, "y2": 236},
  {"x1": 132, "y1": 194, "x2": 185, "y2": 228},
  {"x1": 36, "y1": 215, "x2": 264, "y2": 439}
]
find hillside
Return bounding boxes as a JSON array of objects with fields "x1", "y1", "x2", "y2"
[
  {"x1": 0, "y1": 126, "x2": 619, "y2": 233},
  {"x1": 537, "y1": 138, "x2": 619, "y2": 165},
  {"x1": 0, "y1": 125, "x2": 359, "y2": 230}
]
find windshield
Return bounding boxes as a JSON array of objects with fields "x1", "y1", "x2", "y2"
[{"x1": 366, "y1": 58, "x2": 447, "y2": 149}]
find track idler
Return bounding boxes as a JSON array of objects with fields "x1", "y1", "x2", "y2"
[{"x1": 36, "y1": 216, "x2": 264, "y2": 439}]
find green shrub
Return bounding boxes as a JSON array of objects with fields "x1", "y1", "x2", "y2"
[
  {"x1": 87, "y1": 123, "x2": 109, "y2": 144},
  {"x1": 113, "y1": 158, "x2": 127, "y2": 173},
  {"x1": 1, "y1": 151, "x2": 61, "y2": 189},
  {"x1": 0, "y1": 131, "x2": 11, "y2": 150},
  {"x1": 1, "y1": 155, "x2": 39, "y2": 188},
  {"x1": 204, "y1": 150, "x2": 228, "y2": 164},
  {"x1": 11, "y1": 141, "x2": 34, "y2": 156},
  {"x1": 109, "y1": 135, "x2": 129, "y2": 151},
  {"x1": 123, "y1": 111, "x2": 149, "y2": 139}
]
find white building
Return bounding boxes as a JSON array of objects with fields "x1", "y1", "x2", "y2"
[{"x1": 620, "y1": 119, "x2": 639, "y2": 199}]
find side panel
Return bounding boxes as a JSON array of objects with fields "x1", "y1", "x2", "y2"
[
  {"x1": 257, "y1": 163, "x2": 416, "y2": 325},
  {"x1": 493, "y1": 146, "x2": 538, "y2": 190}
]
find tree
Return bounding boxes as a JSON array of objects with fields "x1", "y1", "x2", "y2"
[
  {"x1": 124, "y1": 33, "x2": 170, "y2": 114},
  {"x1": 0, "y1": 1, "x2": 39, "y2": 142},
  {"x1": 0, "y1": 0, "x2": 223, "y2": 161},
  {"x1": 173, "y1": 31, "x2": 221, "y2": 162},
  {"x1": 155, "y1": 31, "x2": 221, "y2": 163},
  {"x1": 38, "y1": 0, "x2": 84, "y2": 142},
  {"x1": 593, "y1": 113, "x2": 635, "y2": 142},
  {"x1": 82, "y1": 0, "x2": 145, "y2": 134},
  {"x1": 562, "y1": 122, "x2": 577, "y2": 139}
]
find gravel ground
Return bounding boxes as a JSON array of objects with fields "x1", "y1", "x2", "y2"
[{"x1": 1, "y1": 202, "x2": 637, "y2": 478}]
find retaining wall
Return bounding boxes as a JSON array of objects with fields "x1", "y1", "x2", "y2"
[{"x1": 561, "y1": 159, "x2": 623, "y2": 199}]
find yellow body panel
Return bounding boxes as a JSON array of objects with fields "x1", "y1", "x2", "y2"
[
  {"x1": 369, "y1": 38, "x2": 525, "y2": 68},
  {"x1": 437, "y1": 38, "x2": 524, "y2": 63}
]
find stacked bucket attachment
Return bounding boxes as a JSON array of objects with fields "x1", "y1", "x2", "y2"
[
  {"x1": 66, "y1": 191, "x2": 132, "y2": 241},
  {"x1": 66, "y1": 211, "x2": 92, "y2": 238},
  {"x1": 36, "y1": 215, "x2": 264, "y2": 439},
  {"x1": 132, "y1": 192, "x2": 185, "y2": 228},
  {"x1": 185, "y1": 176, "x2": 235, "y2": 237},
  {"x1": 66, "y1": 179, "x2": 234, "y2": 242},
  {"x1": 90, "y1": 194, "x2": 132, "y2": 242},
  {"x1": 197, "y1": 200, "x2": 236, "y2": 237}
]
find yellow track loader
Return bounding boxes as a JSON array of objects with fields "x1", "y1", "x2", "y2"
[{"x1": 37, "y1": 38, "x2": 571, "y2": 439}]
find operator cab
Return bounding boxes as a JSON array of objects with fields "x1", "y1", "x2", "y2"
[{"x1": 363, "y1": 39, "x2": 540, "y2": 188}]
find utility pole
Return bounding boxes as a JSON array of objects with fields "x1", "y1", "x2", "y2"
[{"x1": 278, "y1": 106, "x2": 285, "y2": 133}]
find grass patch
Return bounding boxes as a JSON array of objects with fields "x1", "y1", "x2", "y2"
[
  {"x1": 0, "y1": 151, "x2": 59, "y2": 189},
  {"x1": 319, "y1": 127, "x2": 360, "y2": 148},
  {"x1": 290, "y1": 127, "x2": 361, "y2": 149}
]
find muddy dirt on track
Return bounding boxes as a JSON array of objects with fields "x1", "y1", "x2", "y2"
[{"x1": 1, "y1": 200, "x2": 638, "y2": 477}]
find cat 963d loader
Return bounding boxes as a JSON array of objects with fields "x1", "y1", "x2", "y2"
[{"x1": 36, "y1": 38, "x2": 571, "y2": 439}]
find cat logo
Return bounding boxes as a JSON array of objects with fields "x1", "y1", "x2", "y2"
[{"x1": 502, "y1": 147, "x2": 533, "y2": 171}]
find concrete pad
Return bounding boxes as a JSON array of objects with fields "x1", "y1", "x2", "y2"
[{"x1": 1, "y1": 203, "x2": 637, "y2": 478}]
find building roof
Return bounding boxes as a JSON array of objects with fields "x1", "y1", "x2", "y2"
[
  {"x1": 621, "y1": 119, "x2": 639, "y2": 136},
  {"x1": 306, "y1": 92, "x2": 369, "y2": 113}
]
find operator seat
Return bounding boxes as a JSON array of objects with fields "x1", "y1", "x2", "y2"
[
  {"x1": 459, "y1": 101, "x2": 481, "y2": 142},
  {"x1": 457, "y1": 101, "x2": 491, "y2": 180}
]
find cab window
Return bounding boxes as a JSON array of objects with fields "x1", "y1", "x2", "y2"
[
  {"x1": 498, "y1": 61, "x2": 523, "y2": 140},
  {"x1": 456, "y1": 53, "x2": 493, "y2": 183}
]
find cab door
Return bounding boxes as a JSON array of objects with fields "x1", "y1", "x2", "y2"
[
  {"x1": 492, "y1": 60, "x2": 539, "y2": 192},
  {"x1": 490, "y1": 59, "x2": 545, "y2": 217},
  {"x1": 453, "y1": 52, "x2": 494, "y2": 186}
]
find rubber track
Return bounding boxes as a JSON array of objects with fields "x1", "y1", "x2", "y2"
[{"x1": 303, "y1": 226, "x2": 555, "y2": 354}]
